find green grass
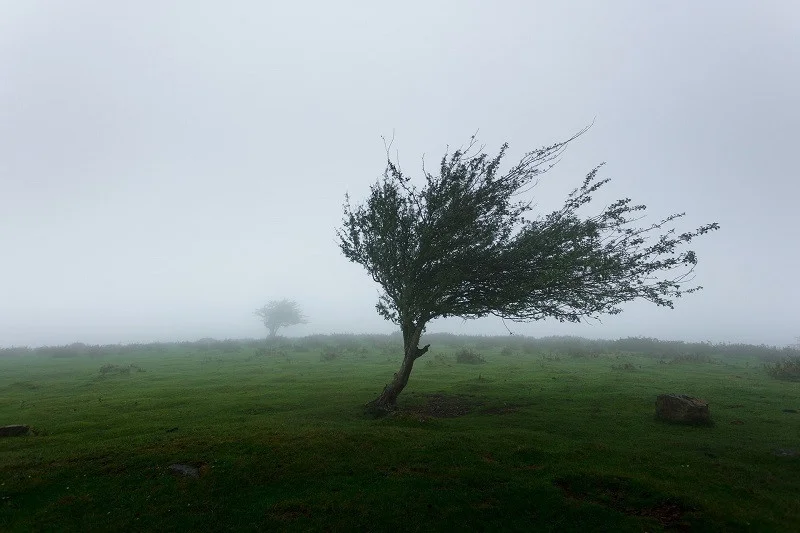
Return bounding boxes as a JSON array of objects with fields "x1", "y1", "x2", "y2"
[{"x1": 1, "y1": 337, "x2": 799, "y2": 531}]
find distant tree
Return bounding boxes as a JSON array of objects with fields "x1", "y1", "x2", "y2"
[
  {"x1": 254, "y1": 299, "x2": 308, "y2": 338},
  {"x1": 338, "y1": 129, "x2": 719, "y2": 414}
]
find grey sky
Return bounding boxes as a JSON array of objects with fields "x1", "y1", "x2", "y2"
[{"x1": 1, "y1": 1, "x2": 798, "y2": 347}]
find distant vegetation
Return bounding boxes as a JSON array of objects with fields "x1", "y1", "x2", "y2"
[
  {"x1": 253, "y1": 298, "x2": 308, "y2": 337},
  {"x1": 764, "y1": 357, "x2": 800, "y2": 381},
  {"x1": 2, "y1": 334, "x2": 798, "y2": 379}
]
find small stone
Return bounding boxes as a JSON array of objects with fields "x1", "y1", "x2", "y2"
[
  {"x1": 168, "y1": 464, "x2": 199, "y2": 478},
  {"x1": 0, "y1": 425, "x2": 30, "y2": 437},
  {"x1": 167, "y1": 463, "x2": 208, "y2": 478},
  {"x1": 655, "y1": 394, "x2": 712, "y2": 425},
  {"x1": 772, "y1": 449, "x2": 799, "y2": 457}
]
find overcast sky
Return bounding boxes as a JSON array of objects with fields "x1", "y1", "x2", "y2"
[{"x1": 1, "y1": 1, "x2": 798, "y2": 347}]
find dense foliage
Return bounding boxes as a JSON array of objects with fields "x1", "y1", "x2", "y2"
[{"x1": 338, "y1": 131, "x2": 719, "y2": 409}]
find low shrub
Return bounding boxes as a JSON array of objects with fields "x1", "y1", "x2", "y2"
[
  {"x1": 254, "y1": 347, "x2": 289, "y2": 359},
  {"x1": 320, "y1": 346, "x2": 343, "y2": 362},
  {"x1": 500, "y1": 346, "x2": 516, "y2": 357},
  {"x1": 455, "y1": 349, "x2": 485, "y2": 365},
  {"x1": 348, "y1": 346, "x2": 370, "y2": 358},
  {"x1": 99, "y1": 364, "x2": 144, "y2": 376},
  {"x1": 764, "y1": 357, "x2": 800, "y2": 381}
]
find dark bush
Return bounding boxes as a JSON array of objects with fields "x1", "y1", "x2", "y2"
[
  {"x1": 500, "y1": 346, "x2": 516, "y2": 357},
  {"x1": 349, "y1": 346, "x2": 370, "y2": 358},
  {"x1": 320, "y1": 346, "x2": 342, "y2": 362},
  {"x1": 764, "y1": 358, "x2": 800, "y2": 381},
  {"x1": 100, "y1": 364, "x2": 129, "y2": 375},
  {"x1": 455, "y1": 348, "x2": 485, "y2": 364},
  {"x1": 99, "y1": 363, "x2": 144, "y2": 376},
  {"x1": 254, "y1": 347, "x2": 289, "y2": 359}
]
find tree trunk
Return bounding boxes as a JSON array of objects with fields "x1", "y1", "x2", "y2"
[
  {"x1": 365, "y1": 321, "x2": 430, "y2": 416},
  {"x1": 268, "y1": 325, "x2": 278, "y2": 338}
]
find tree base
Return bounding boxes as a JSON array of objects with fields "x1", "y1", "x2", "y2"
[{"x1": 364, "y1": 398, "x2": 397, "y2": 418}]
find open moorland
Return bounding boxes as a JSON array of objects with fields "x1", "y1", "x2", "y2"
[{"x1": 1, "y1": 335, "x2": 799, "y2": 531}]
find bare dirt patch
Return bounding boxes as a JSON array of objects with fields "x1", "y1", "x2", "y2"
[
  {"x1": 404, "y1": 393, "x2": 484, "y2": 418},
  {"x1": 269, "y1": 500, "x2": 312, "y2": 522},
  {"x1": 554, "y1": 473, "x2": 700, "y2": 530}
]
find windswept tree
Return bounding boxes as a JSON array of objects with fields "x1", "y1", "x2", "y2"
[
  {"x1": 338, "y1": 129, "x2": 719, "y2": 413},
  {"x1": 254, "y1": 299, "x2": 308, "y2": 338}
]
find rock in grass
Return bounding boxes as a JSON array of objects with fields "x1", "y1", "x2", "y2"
[
  {"x1": 0, "y1": 425, "x2": 30, "y2": 437},
  {"x1": 168, "y1": 463, "x2": 208, "y2": 478},
  {"x1": 655, "y1": 394, "x2": 711, "y2": 425},
  {"x1": 168, "y1": 464, "x2": 199, "y2": 478},
  {"x1": 772, "y1": 448, "x2": 799, "y2": 457}
]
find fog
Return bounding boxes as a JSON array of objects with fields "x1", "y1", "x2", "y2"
[{"x1": 1, "y1": 1, "x2": 798, "y2": 348}]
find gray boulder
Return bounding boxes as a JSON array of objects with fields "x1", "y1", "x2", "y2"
[{"x1": 655, "y1": 394, "x2": 711, "y2": 425}]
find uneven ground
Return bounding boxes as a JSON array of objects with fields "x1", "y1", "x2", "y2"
[{"x1": 1, "y1": 337, "x2": 798, "y2": 531}]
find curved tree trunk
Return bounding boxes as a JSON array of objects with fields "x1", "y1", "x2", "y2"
[{"x1": 366, "y1": 321, "x2": 430, "y2": 416}]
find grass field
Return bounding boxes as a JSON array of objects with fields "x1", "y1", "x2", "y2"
[{"x1": 1, "y1": 335, "x2": 799, "y2": 531}]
